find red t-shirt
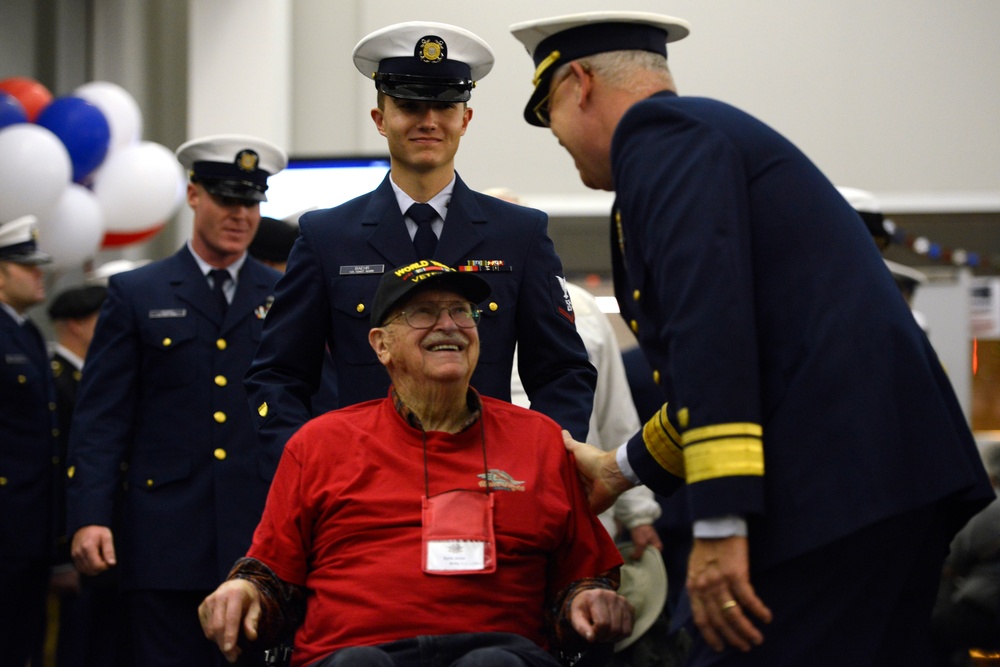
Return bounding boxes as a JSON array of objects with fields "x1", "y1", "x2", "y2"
[{"x1": 247, "y1": 394, "x2": 622, "y2": 667}]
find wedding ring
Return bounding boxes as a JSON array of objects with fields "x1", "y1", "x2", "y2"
[{"x1": 721, "y1": 599, "x2": 738, "y2": 612}]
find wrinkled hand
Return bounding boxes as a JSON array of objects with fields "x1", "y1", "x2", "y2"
[
  {"x1": 198, "y1": 579, "x2": 261, "y2": 663},
  {"x1": 686, "y1": 536, "x2": 772, "y2": 652},
  {"x1": 627, "y1": 524, "x2": 663, "y2": 560},
  {"x1": 71, "y1": 525, "x2": 116, "y2": 576},
  {"x1": 569, "y1": 588, "x2": 635, "y2": 644},
  {"x1": 562, "y1": 431, "x2": 634, "y2": 514}
]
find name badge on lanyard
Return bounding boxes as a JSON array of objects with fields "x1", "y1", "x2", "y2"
[{"x1": 422, "y1": 490, "x2": 496, "y2": 575}]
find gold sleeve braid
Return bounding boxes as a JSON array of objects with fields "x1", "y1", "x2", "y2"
[
  {"x1": 682, "y1": 422, "x2": 764, "y2": 483},
  {"x1": 642, "y1": 404, "x2": 685, "y2": 478}
]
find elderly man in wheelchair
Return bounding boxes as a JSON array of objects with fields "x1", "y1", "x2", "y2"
[{"x1": 199, "y1": 262, "x2": 634, "y2": 667}]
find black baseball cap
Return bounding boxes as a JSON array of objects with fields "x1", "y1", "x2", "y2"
[{"x1": 371, "y1": 260, "x2": 491, "y2": 327}]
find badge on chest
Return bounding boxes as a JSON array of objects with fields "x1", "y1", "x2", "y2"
[{"x1": 422, "y1": 490, "x2": 496, "y2": 575}]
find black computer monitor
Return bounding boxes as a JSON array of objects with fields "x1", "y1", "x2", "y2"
[{"x1": 259, "y1": 155, "x2": 391, "y2": 220}]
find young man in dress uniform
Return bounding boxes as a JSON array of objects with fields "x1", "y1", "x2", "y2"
[
  {"x1": 66, "y1": 134, "x2": 287, "y2": 667},
  {"x1": 245, "y1": 21, "x2": 596, "y2": 457},
  {"x1": 510, "y1": 11, "x2": 993, "y2": 666},
  {"x1": 0, "y1": 214, "x2": 59, "y2": 667}
]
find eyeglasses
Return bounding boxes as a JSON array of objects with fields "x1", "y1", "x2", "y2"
[
  {"x1": 532, "y1": 69, "x2": 575, "y2": 128},
  {"x1": 384, "y1": 301, "x2": 481, "y2": 329}
]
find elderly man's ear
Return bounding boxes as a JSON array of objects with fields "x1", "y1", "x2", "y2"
[{"x1": 369, "y1": 327, "x2": 392, "y2": 365}]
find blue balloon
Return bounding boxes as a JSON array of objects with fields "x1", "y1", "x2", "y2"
[
  {"x1": 36, "y1": 95, "x2": 111, "y2": 182},
  {"x1": 0, "y1": 92, "x2": 28, "y2": 129}
]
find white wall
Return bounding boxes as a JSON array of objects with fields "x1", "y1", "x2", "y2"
[{"x1": 286, "y1": 0, "x2": 1000, "y2": 201}]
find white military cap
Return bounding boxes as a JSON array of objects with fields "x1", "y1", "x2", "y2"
[
  {"x1": 837, "y1": 186, "x2": 891, "y2": 245},
  {"x1": 884, "y1": 259, "x2": 929, "y2": 287},
  {"x1": 0, "y1": 215, "x2": 51, "y2": 265},
  {"x1": 837, "y1": 186, "x2": 881, "y2": 214},
  {"x1": 353, "y1": 22, "x2": 494, "y2": 102},
  {"x1": 510, "y1": 11, "x2": 690, "y2": 127},
  {"x1": 175, "y1": 134, "x2": 288, "y2": 203},
  {"x1": 83, "y1": 259, "x2": 152, "y2": 286}
]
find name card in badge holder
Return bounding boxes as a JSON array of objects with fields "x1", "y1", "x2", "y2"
[{"x1": 422, "y1": 489, "x2": 496, "y2": 575}]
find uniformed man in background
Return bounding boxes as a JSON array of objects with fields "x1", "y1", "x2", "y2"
[
  {"x1": 46, "y1": 283, "x2": 134, "y2": 667},
  {"x1": 0, "y1": 214, "x2": 59, "y2": 667},
  {"x1": 245, "y1": 21, "x2": 596, "y2": 457},
  {"x1": 248, "y1": 215, "x2": 300, "y2": 274},
  {"x1": 66, "y1": 135, "x2": 287, "y2": 667}
]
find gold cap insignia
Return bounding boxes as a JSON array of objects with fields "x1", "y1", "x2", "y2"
[
  {"x1": 417, "y1": 36, "x2": 446, "y2": 64},
  {"x1": 236, "y1": 149, "x2": 259, "y2": 172}
]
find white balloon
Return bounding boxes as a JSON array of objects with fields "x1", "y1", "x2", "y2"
[
  {"x1": 36, "y1": 183, "x2": 104, "y2": 270},
  {"x1": 93, "y1": 141, "x2": 185, "y2": 233},
  {"x1": 0, "y1": 124, "x2": 71, "y2": 222},
  {"x1": 74, "y1": 80, "x2": 143, "y2": 153}
]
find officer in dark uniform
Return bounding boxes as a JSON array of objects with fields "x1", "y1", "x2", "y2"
[
  {"x1": 0, "y1": 214, "x2": 59, "y2": 667},
  {"x1": 245, "y1": 21, "x2": 596, "y2": 456},
  {"x1": 511, "y1": 12, "x2": 993, "y2": 666},
  {"x1": 66, "y1": 134, "x2": 287, "y2": 667},
  {"x1": 49, "y1": 285, "x2": 107, "y2": 466},
  {"x1": 46, "y1": 284, "x2": 133, "y2": 667}
]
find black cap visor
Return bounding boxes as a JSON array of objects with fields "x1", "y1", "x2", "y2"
[
  {"x1": 0, "y1": 241, "x2": 52, "y2": 266},
  {"x1": 376, "y1": 73, "x2": 474, "y2": 102},
  {"x1": 201, "y1": 179, "x2": 268, "y2": 203}
]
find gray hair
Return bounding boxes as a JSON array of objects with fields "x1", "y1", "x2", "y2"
[{"x1": 551, "y1": 50, "x2": 674, "y2": 95}]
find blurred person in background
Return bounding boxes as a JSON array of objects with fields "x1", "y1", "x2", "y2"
[{"x1": 0, "y1": 215, "x2": 59, "y2": 667}]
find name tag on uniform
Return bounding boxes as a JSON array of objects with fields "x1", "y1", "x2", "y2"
[
  {"x1": 148, "y1": 309, "x2": 187, "y2": 319},
  {"x1": 340, "y1": 264, "x2": 385, "y2": 276},
  {"x1": 5, "y1": 353, "x2": 29, "y2": 364}
]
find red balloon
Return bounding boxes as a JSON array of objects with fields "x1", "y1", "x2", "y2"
[
  {"x1": 0, "y1": 77, "x2": 53, "y2": 122},
  {"x1": 101, "y1": 223, "x2": 167, "y2": 248}
]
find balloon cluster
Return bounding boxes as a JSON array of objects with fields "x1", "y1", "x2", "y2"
[{"x1": 0, "y1": 76, "x2": 186, "y2": 271}]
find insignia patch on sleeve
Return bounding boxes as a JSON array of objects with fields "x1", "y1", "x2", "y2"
[{"x1": 555, "y1": 275, "x2": 575, "y2": 324}]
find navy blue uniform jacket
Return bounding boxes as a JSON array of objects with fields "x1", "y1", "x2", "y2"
[
  {"x1": 66, "y1": 247, "x2": 281, "y2": 589},
  {"x1": 0, "y1": 310, "x2": 58, "y2": 564},
  {"x1": 613, "y1": 92, "x2": 991, "y2": 568},
  {"x1": 246, "y1": 173, "x2": 596, "y2": 450}
]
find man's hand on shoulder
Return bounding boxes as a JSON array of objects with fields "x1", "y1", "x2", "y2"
[{"x1": 562, "y1": 430, "x2": 634, "y2": 514}]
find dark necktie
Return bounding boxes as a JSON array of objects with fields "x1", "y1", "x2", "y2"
[
  {"x1": 407, "y1": 203, "x2": 438, "y2": 259},
  {"x1": 208, "y1": 268, "x2": 230, "y2": 315}
]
